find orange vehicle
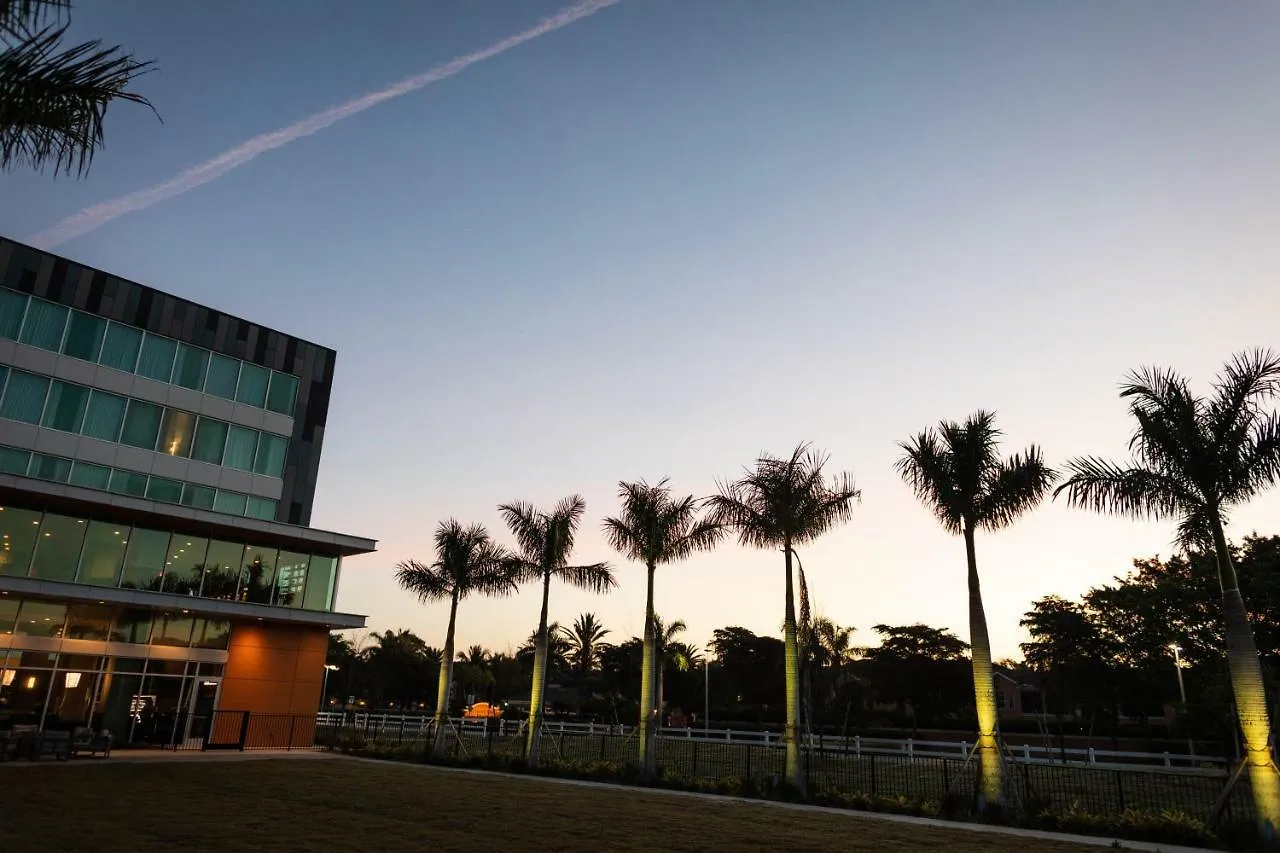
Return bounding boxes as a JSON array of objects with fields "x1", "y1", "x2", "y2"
[{"x1": 463, "y1": 701, "x2": 503, "y2": 719}]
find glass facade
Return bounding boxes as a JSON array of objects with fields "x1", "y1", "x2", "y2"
[
  {"x1": 0, "y1": 370, "x2": 290, "y2": 476},
  {"x1": 0, "y1": 291, "x2": 300, "y2": 416},
  {"x1": 0, "y1": 505, "x2": 340, "y2": 610}
]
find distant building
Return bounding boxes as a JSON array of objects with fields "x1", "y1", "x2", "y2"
[{"x1": 0, "y1": 237, "x2": 375, "y2": 745}]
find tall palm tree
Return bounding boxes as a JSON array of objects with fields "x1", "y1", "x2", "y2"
[
  {"x1": 2, "y1": 0, "x2": 156, "y2": 176},
  {"x1": 562, "y1": 612, "x2": 611, "y2": 680},
  {"x1": 500, "y1": 495, "x2": 615, "y2": 766},
  {"x1": 1056, "y1": 350, "x2": 1280, "y2": 837},
  {"x1": 603, "y1": 478, "x2": 723, "y2": 773},
  {"x1": 897, "y1": 411, "x2": 1055, "y2": 809},
  {"x1": 708, "y1": 443, "x2": 860, "y2": 790},
  {"x1": 395, "y1": 520, "x2": 516, "y2": 753},
  {"x1": 651, "y1": 615, "x2": 694, "y2": 725},
  {"x1": 518, "y1": 622, "x2": 572, "y2": 674}
]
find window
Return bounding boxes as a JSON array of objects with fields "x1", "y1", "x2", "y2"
[
  {"x1": 0, "y1": 596, "x2": 18, "y2": 633},
  {"x1": 235, "y1": 362, "x2": 269, "y2": 407},
  {"x1": 0, "y1": 371, "x2": 49, "y2": 423},
  {"x1": 202, "y1": 540, "x2": 246, "y2": 599},
  {"x1": 107, "y1": 469, "x2": 147, "y2": 497},
  {"x1": 246, "y1": 496, "x2": 277, "y2": 521},
  {"x1": 0, "y1": 290, "x2": 27, "y2": 339},
  {"x1": 190, "y1": 418, "x2": 228, "y2": 465},
  {"x1": 18, "y1": 299, "x2": 68, "y2": 350},
  {"x1": 109, "y1": 609, "x2": 152, "y2": 644},
  {"x1": 0, "y1": 446, "x2": 30, "y2": 475},
  {"x1": 62, "y1": 312, "x2": 106, "y2": 362},
  {"x1": 29, "y1": 514, "x2": 87, "y2": 582},
  {"x1": 99, "y1": 323, "x2": 142, "y2": 373},
  {"x1": 64, "y1": 604, "x2": 114, "y2": 640},
  {"x1": 136, "y1": 334, "x2": 177, "y2": 383},
  {"x1": 273, "y1": 551, "x2": 309, "y2": 606},
  {"x1": 180, "y1": 484, "x2": 215, "y2": 510},
  {"x1": 41, "y1": 380, "x2": 89, "y2": 432},
  {"x1": 162, "y1": 535, "x2": 208, "y2": 595},
  {"x1": 119, "y1": 399, "x2": 162, "y2": 449},
  {"x1": 13, "y1": 600, "x2": 66, "y2": 638},
  {"x1": 81, "y1": 391, "x2": 127, "y2": 442},
  {"x1": 253, "y1": 432, "x2": 288, "y2": 477},
  {"x1": 241, "y1": 546, "x2": 280, "y2": 604},
  {"x1": 212, "y1": 490, "x2": 247, "y2": 517},
  {"x1": 156, "y1": 408, "x2": 195, "y2": 457},
  {"x1": 75, "y1": 522, "x2": 130, "y2": 587},
  {"x1": 29, "y1": 454, "x2": 72, "y2": 482},
  {"x1": 204, "y1": 354, "x2": 239, "y2": 399},
  {"x1": 0, "y1": 506, "x2": 42, "y2": 577},
  {"x1": 222, "y1": 425, "x2": 258, "y2": 471},
  {"x1": 266, "y1": 372, "x2": 298, "y2": 415},
  {"x1": 302, "y1": 556, "x2": 338, "y2": 611},
  {"x1": 145, "y1": 477, "x2": 183, "y2": 504},
  {"x1": 192, "y1": 619, "x2": 232, "y2": 650},
  {"x1": 69, "y1": 462, "x2": 111, "y2": 490},
  {"x1": 172, "y1": 344, "x2": 209, "y2": 390},
  {"x1": 151, "y1": 613, "x2": 195, "y2": 646},
  {"x1": 119, "y1": 528, "x2": 168, "y2": 591}
]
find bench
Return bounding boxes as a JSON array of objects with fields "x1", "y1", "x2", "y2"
[{"x1": 70, "y1": 728, "x2": 112, "y2": 759}]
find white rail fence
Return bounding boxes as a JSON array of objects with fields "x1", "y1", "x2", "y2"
[{"x1": 315, "y1": 712, "x2": 1230, "y2": 772}]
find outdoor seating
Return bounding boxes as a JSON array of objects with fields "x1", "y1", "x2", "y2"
[{"x1": 70, "y1": 728, "x2": 113, "y2": 759}]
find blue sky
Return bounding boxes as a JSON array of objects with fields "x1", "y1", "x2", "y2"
[{"x1": 5, "y1": 1, "x2": 1280, "y2": 660}]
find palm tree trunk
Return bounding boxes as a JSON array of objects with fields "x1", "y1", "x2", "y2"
[
  {"x1": 1212, "y1": 518, "x2": 1280, "y2": 839},
  {"x1": 782, "y1": 540, "x2": 802, "y2": 791},
  {"x1": 965, "y1": 524, "x2": 1002, "y2": 809},
  {"x1": 638, "y1": 562, "x2": 657, "y2": 775},
  {"x1": 432, "y1": 590, "x2": 459, "y2": 755},
  {"x1": 526, "y1": 570, "x2": 552, "y2": 767},
  {"x1": 657, "y1": 656, "x2": 666, "y2": 728}
]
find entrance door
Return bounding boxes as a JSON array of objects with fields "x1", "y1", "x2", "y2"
[{"x1": 182, "y1": 678, "x2": 220, "y2": 745}]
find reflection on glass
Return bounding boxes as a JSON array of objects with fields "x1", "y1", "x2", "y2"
[
  {"x1": 302, "y1": 556, "x2": 338, "y2": 611},
  {"x1": 0, "y1": 597, "x2": 18, "y2": 633},
  {"x1": 109, "y1": 608, "x2": 151, "y2": 644},
  {"x1": 13, "y1": 600, "x2": 66, "y2": 638},
  {"x1": 0, "y1": 506, "x2": 42, "y2": 578},
  {"x1": 30, "y1": 514, "x2": 87, "y2": 582},
  {"x1": 180, "y1": 484, "x2": 216, "y2": 511},
  {"x1": 190, "y1": 418, "x2": 228, "y2": 465},
  {"x1": 241, "y1": 547, "x2": 281, "y2": 604},
  {"x1": 120, "y1": 528, "x2": 169, "y2": 590},
  {"x1": 192, "y1": 619, "x2": 231, "y2": 650},
  {"x1": 173, "y1": 344, "x2": 209, "y2": 391},
  {"x1": 69, "y1": 461, "x2": 111, "y2": 490},
  {"x1": 45, "y1": 663, "x2": 96, "y2": 727},
  {"x1": 201, "y1": 540, "x2": 245, "y2": 600},
  {"x1": 204, "y1": 354, "x2": 239, "y2": 400},
  {"x1": 157, "y1": 409, "x2": 196, "y2": 457},
  {"x1": 99, "y1": 323, "x2": 142, "y2": 373},
  {"x1": 62, "y1": 311, "x2": 106, "y2": 362},
  {"x1": 41, "y1": 380, "x2": 89, "y2": 432},
  {"x1": 136, "y1": 334, "x2": 177, "y2": 383},
  {"x1": 81, "y1": 390, "x2": 127, "y2": 442},
  {"x1": 273, "y1": 551, "x2": 309, "y2": 607},
  {"x1": 77, "y1": 521, "x2": 129, "y2": 586},
  {"x1": 265, "y1": 372, "x2": 298, "y2": 415},
  {"x1": 64, "y1": 604, "x2": 114, "y2": 640},
  {"x1": 235, "y1": 363, "x2": 269, "y2": 407},
  {"x1": 162, "y1": 536, "x2": 208, "y2": 595},
  {"x1": 151, "y1": 613, "x2": 196, "y2": 647},
  {"x1": 30, "y1": 453, "x2": 72, "y2": 482},
  {"x1": 1, "y1": 668, "x2": 51, "y2": 726},
  {"x1": 119, "y1": 399, "x2": 162, "y2": 450}
]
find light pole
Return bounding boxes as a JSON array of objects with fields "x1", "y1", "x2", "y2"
[
  {"x1": 322, "y1": 664, "x2": 340, "y2": 711},
  {"x1": 704, "y1": 656, "x2": 710, "y2": 734},
  {"x1": 1168, "y1": 644, "x2": 1193, "y2": 757}
]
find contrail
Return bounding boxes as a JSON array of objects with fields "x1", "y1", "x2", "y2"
[{"x1": 28, "y1": 0, "x2": 620, "y2": 249}]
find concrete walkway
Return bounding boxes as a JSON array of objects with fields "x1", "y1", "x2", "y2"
[{"x1": 1, "y1": 748, "x2": 338, "y2": 765}]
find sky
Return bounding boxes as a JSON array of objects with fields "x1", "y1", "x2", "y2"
[{"x1": 4, "y1": 1, "x2": 1280, "y2": 661}]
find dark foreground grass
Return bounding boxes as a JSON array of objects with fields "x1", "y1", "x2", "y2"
[{"x1": 2, "y1": 757, "x2": 1109, "y2": 853}]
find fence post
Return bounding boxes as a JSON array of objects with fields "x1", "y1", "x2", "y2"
[
  {"x1": 746, "y1": 743, "x2": 752, "y2": 781},
  {"x1": 1115, "y1": 770, "x2": 1126, "y2": 812},
  {"x1": 1022, "y1": 744, "x2": 1031, "y2": 763},
  {"x1": 1087, "y1": 747, "x2": 1096, "y2": 765},
  {"x1": 600, "y1": 733, "x2": 606, "y2": 761},
  {"x1": 692, "y1": 740, "x2": 699, "y2": 778},
  {"x1": 960, "y1": 740, "x2": 967, "y2": 759},
  {"x1": 855, "y1": 735, "x2": 861, "y2": 757},
  {"x1": 287, "y1": 716, "x2": 297, "y2": 751},
  {"x1": 1162, "y1": 751, "x2": 1171, "y2": 768},
  {"x1": 726, "y1": 729, "x2": 732, "y2": 743},
  {"x1": 400, "y1": 717, "x2": 406, "y2": 746},
  {"x1": 588, "y1": 721, "x2": 595, "y2": 736},
  {"x1": 237, "y1": 711, "x2": 250, "y2": 751},
  {"x1": 870, "y1": 752, "x2": 877, "y2": 795},
  {"x1": 907, "y1": 738, "x2": 914, "y2": 759}
]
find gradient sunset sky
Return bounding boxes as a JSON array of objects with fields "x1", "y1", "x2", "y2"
[{"x1": 4, "y1": 1, "x2": 1280, "y2": 660}]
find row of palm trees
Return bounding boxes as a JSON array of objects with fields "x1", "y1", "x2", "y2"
[{"x1": 397, "y1": 349, "x2": 1280, "y2": 837}]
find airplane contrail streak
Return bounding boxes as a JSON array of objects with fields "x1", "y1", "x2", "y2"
[{"x1": 27, "y1": 0, "x2": 621, "y2": 249}]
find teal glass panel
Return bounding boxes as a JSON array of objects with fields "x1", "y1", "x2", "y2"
[
  {"x1": 107, "y1": 469, "x2": 147, "y2": 497},
  {"x1": 29, "y1": 514, "x2": 87, "y2": 581},
  {"x1": 156, "y1": 408, "x2": 195, "y2": 457},
  {"x1": 136, "y1": 334, "x2": 176, "y2": 382},
  {"x1": 99, "y1": 323, "x2": 142, "y2": 372},
  {"x1": 246, "y1": 496, "x2": 277, "y2": 521},
  {"x1": 173, "y1": 344, "x2": 209, "y2": 390},
  {"x1": 0, "y1": 371, "x2": 49, "y2": 423},
  {"x1": 81, "y1": 390, "x2": 127, "y2": 442},
  {"x1": 0, "y1": 506, "x2": 43, "y2": 577},
  {"x1": 273, "y1": 551, "x2": 309, "y2": 607},
  {"x1": 29, "y1": 454, "x2": 71, "y2": 482},
  {"x1": 119, "y1": 399, "x2": 162, "y2": 449},
  {"x1": 62, "y1": 312, "x2": 106, "y2": 361},
  {"x1": 240, "y1": 546, "x2": 279, "y2": 604},
  {"x1": 235, "y1": 362, "x2": 269, "y2": 407},
  {"x1": 18, "y1": 299, "x2": 67, "y2": 350},
  {"x1": 68, "y1": 461, "x2": 111, "y2": 489},
  {"x1": 253, "y1": 432, "x2": 288, "y2": 477},
  {"x1": 266, "y1": 372, "x2": 298, "y2": 415},
  {"x1": 212, "y1": 490, "x2": 247, "y2": 516},
  {"x1": 190, "y1": 418, "x2": 227, "y2": 465},
  {"x1": 110, "y1": 609, "x2": 153, "y2": 643},
  {"x1": 0, "y1": 290, "x2": 27, "y2": 340},
  {"x1": 162, "y1": 535, "x2": 208, "y2": 595},
  {"x1": 41, "y1": 380, "x2": 88, "y2": 432},
  {"x1": 180, "y1": 483, "x2": 216, "y2": 510},
  {"x1": 119, "y1": 528, "x2": 168, "y2": 591},
  {"x1": 145, "y1": 477, "x2": 183, "y2": 504},
  {"x1": 302, "y1": 555, "x2": 338, "y2": 611},
  {"x1": 13, "y1": 600, "x2": 66, "y2": 638},
  {"x1": 76, "y1": 521, "x2": 129, "y2": 586},
  {"x1": 0, "y1": 446, "x2": 30, "y2": 475},
  {"x1": 222, "y1": 425, "x2": 257, "y2": 471},
  {"x1": 202, "y1": 540, "x2": 245, "y2": 599},
  {"x1": 204, "y1": 354, "x2": 239, "y2": 399}
]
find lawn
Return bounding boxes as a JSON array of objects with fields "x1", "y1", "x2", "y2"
[{"x1": 3, "y1": 756, "x2": 1109, "y2": 853}]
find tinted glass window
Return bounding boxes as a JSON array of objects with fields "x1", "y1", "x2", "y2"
[
  {"x1": 68, "y1": 462, "x2": 111, "y2": 490},
  {"x1": 190, "y1": 418, "x2": 228, "y2": 465},
  {"x1": 0, "y1": 290, "x2": 26, "y2": 339},
  {"x1": 163, "y1": 535, "x2": 208, "y2": 595},
  {"x1": 18, "y1": 299, "x2": 67, "y2": 350},
  {"x1": 29, "y1": 514, "x2": 87, "y2": 582},
  {"x1": 0, "y1": 506, "x2": 42, "y2": 577},
  {"x1": 77, "y1": 521, "x2": 129, "y2": 586},
  {"x1": 173, "y1": 344, "x2": 209, "y2": 390},
  {"x1": 0, "y1": 371, "x2": 49, "y2": 423},
  {"x1": 235, "y1": 363, "x2": 269, "y2": 407},
  {"x1": 62, "y1": 312, "x2": 106, "y2": 361},
  {"x1": 41, "y1": 380, "x2": 88, "y2": 432},
  {"x1": 81, "y1": 391, "x2": 127, "y2": 442},
  {"x1": 157, "y1": 408, "x2": 195, "y2": 457},
  {"x1": 266, "y1": 372, "x2": 298, "y2": 415},
  {"x1": 119, "y1": 399, "x2": 162, "y2": 449},
  {"x1": 136, "y1": 334, "x2": 176, "y2": 382},
  {"x1": 99, "y1": 323, "x2": 142, "y2": 372},
  {"x1": 119, "y1": 528, "x2": 169, "y2": 591}
]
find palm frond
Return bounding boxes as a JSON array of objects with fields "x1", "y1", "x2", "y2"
[
  {"x1": 1054, "y1": 457, "x2": 1190, "y2": 520},
  {"x1": 498, "y1": 500, "x2": 544, "y2": 562},
  {"x1": 976, "y1": 445, "x2": 1058, "y2": 531},
  {"x1": 556, "y1": 561, "x2": 616, "y2": 594},
  {"x1": 896, "y1": 428, "x2": 965, "y2": 534},
  {"x1": 394, "y1": 559, "x2": 451, "y2": 602}
]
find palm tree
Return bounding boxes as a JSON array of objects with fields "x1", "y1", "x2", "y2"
[
  {"x1": 1055, "y1": 350, "x2": 1280, "y2": 837},
  {"x1": 897, "y1": 411, "x2": 1055, "y2": 809},
  {"x1": 603, "y1": 478, "x2": 723, "y2": 773},
  {"x1": 708, "y1": 443, "x2": 860, "y2": 790},
  {"x1": 518, "y1": 622, "x2": 572, "y2": 675},
  {"x1": 651, "y1": 615, "x2": 694, "y2": 725},
  {"x1": 395, "y1": 520, "x2": 516, "y2": 753},
  {"x1": 500, "y1": 495, "x2": 615, "y2": 766},
  {"x1": 2, "y1": 0, "x2": 156, "y2": 176},
  {"x1": 562, "y1": 612, "x2": 611, "y2": 681}
]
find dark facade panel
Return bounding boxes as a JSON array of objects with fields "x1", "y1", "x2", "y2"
[{"x1": 0, "y1": 236, "x2": 337, "y2": 526}]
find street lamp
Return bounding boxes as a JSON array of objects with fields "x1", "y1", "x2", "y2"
[
  {"x1": 704, "y1": 656, "x2": 710, "y2": 734},
  {"x1": 322, "y1": 664, "x2": 340, "y2": 711},
  {"x1": 1168, "y1": 644, "x2": 1193, "y2": 757}
]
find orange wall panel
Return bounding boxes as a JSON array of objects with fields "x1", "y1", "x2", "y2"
[{"x1": 219, "y1": 624, "x2": 330, "y2": 716}]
